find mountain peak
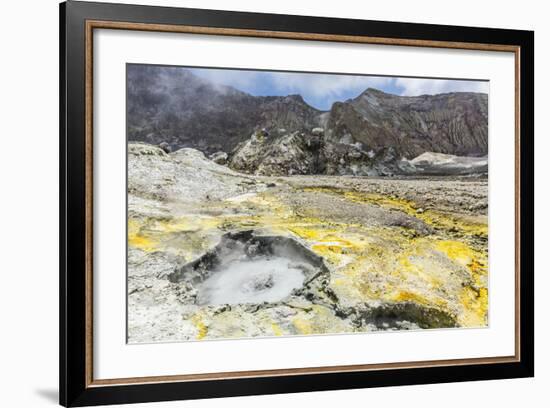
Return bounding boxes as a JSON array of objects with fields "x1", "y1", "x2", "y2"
[
  {"x1": 362, "y1": 87, "x2": 391, "y2": 97},
  {"x1": 285, "y1": 94, "x2": 306, "y2": 103}
]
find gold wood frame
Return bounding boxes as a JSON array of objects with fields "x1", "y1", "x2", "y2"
[{"x1": 84, "y1": 20, "x2": 521, "y2": 388}]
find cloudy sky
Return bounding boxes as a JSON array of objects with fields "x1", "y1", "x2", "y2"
[{"x1": 189, "y1": 67, "x2": 488, "y2": 111}]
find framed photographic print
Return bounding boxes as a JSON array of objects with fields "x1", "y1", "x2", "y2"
[{"x1": 59, "y1": 1, "x2": 534, "y2": 406}]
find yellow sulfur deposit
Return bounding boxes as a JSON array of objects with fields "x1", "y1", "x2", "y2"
[{"x1": 190, "y1": 314, "x2": 209, "y2": 340}]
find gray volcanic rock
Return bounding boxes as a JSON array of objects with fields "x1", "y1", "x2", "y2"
[
  {"x1": 229, "y1": 130, "x2": 325, "y2": 176},
  {"x1": 209, "y1": 151, "x2": 228, "y2": 165},
  {"x1": 322, "y1": 144, "x2": 407, "y2": 176},
  {"x1": 229, "y1": 129, "x2": 410, "y2": 177},
  {"x1": 127, "y1": 65, "x2": 322, "y2": 155},
  {"x1": 325, "y1": 88, "x2": 488, "y2": 159}
]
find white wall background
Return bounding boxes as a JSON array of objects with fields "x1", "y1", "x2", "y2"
[{"x1": 0, "y1": 0, "x2": 544, "y2": 407}]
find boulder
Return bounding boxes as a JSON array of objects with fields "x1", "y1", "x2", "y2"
[
  {"x1": 158, "y1": 142, "x2": 172, "y2": 153},
  {"x1": 229, "y1": 131, "x2": 325, "y2": 176},
  {"x1": 209, "y1": 151, "x2": 228, "y2": 165}
]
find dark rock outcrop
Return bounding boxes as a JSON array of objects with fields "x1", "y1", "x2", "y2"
[
  {"x1": 325, "y1": 88, "x2": 488, "y2": 158},
  {"x1": 127, "y1": 65, "x2": 322, "y2": 155},
  {"x1": 229, "y1": 130, "x2": 325, "y2": 176},
  {"x1": 229, "y1": 129, "x2": 417, "y2": 177}
]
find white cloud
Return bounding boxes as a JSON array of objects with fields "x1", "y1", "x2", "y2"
[
  {"x1": 190, "y1": 67, "x2": 489, "y2": 109},
  {"x1": 395, "y1": 77, "x2": 489, "y2": 96},
  {"x1": 190, "y1": 68, "x2": 264, "y2": 91},
  {"x1": 268, "y1": 72, "x2": 392, "y2": 99}
]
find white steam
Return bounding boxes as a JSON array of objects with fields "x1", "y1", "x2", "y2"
[{"x1": 196, "y1": 257, "x2": 306, "y2": 305}]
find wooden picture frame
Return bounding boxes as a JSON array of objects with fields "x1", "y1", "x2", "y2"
[{"x1": 60, "y1": 1, "x2": 534, "y2": 406}]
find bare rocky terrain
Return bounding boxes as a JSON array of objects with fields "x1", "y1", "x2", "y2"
[
  {"x1": 126, "y1": 65, "x2": 489, "y2": 343},
  {"x1": 128, "y1": 65, "x2": 488, "y2": 162},
  {"x1": 127, "y1": 143, "x2": 488, "y2": 343}
]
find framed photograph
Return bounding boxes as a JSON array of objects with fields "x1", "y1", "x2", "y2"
[{"x1": 60, "y1": 1, "x2": 534, "y2": 406}]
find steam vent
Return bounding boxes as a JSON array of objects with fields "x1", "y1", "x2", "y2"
[{"x1": 169, "y1": 231, "x2": 330, "y2": 306}]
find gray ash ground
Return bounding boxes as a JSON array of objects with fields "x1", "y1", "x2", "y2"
[{"x1": 127, "y1": 144, "x2": 488, "y2": 343}]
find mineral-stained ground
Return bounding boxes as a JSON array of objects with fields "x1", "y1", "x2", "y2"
[{"x1": 127, "y1": 143, "x2": 488, "y2": 343}]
